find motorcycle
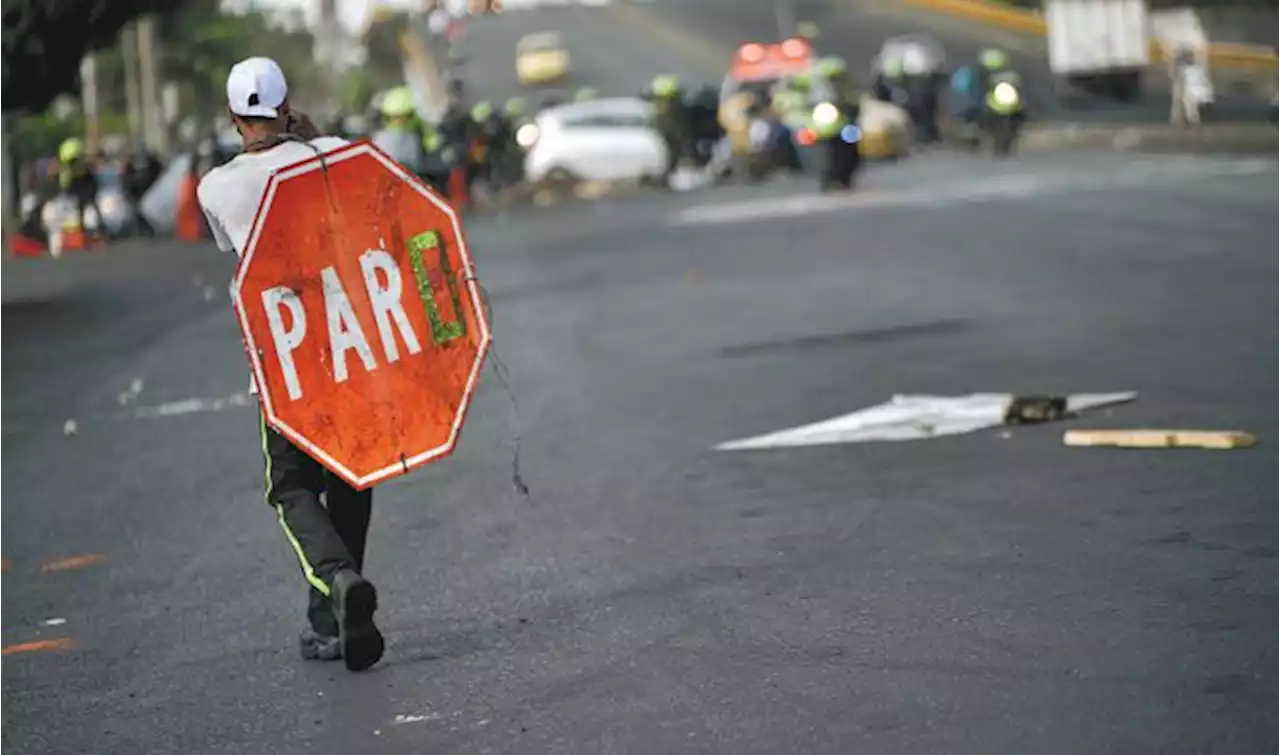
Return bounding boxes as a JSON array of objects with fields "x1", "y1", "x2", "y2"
[{"x1": 810, "y1": 101, "x2": 862, "y2": 191}]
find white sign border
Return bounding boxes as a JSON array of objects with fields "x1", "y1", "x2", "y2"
[{"x1": 230, "y1": 141, "x2": 493, "y2": 489}]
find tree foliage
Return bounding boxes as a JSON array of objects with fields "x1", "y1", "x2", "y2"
[
  {"x1": 2, "y1": 0, "x2": 185, "y2": 113},
  {"x1": 362, "y1": 11, "x2": 413, "y2": 89},
  {"x1": 156, "y1": 0, "x2": 321, "y2": 120},
  {"x1": 3, "y1": 0, "x2": 324, "y2": 117}
]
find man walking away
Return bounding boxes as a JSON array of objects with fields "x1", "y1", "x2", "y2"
[{"x1": 196, "y1": 56, "x2": 385, "y2": 672}]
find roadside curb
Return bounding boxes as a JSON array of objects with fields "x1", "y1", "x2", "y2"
[
  {"x1": 903, "y1": 0, "x2": 1046, "y2": 35},
  {"x1": 1021, "y1": 122, "x2": 1278, "y2": 154},
  {"x1": 899, "y1": 0, "x2": 1278, "y2": 74}
]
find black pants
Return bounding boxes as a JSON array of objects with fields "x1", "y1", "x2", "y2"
[
  {"x1": 259, "y1": 411, "x2": 373, "y2": 637},
  {"x1": 72, "y1": 192, "x2": 104, "y2": 236},
  {"x1": 127, "y1": 195, "x2": 154, "y2": 237}
]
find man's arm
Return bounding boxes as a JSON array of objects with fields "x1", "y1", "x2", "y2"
[
  {"x1": 196, "y1": 182, "x2": 236, "y2": 253},
  {"x1": 203, "y1": 206, "x2": 235, "y2": 253}
]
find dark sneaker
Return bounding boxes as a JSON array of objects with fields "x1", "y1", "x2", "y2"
[
  {"x1": 331, "y1": 569, "x2": 385, "y2": 672},
  {"x1": 299, "y1": 628, "x2": 342, "y2": 661}
]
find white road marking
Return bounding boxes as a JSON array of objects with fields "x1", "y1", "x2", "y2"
[
  {"x1": 133, "y1": 392, "x2": 252, "y2": 420},
  {"x1": 42, "y1": 618, "x2": 67, "y2": 627},
  {"x1": 669, "y1": 158, "x2": 1276, "y2": 227},
  {"x1": 716, "y1": 392, "x2": 1137, "y2": 450},
  {"x1": 34, "y1": 392, "x2": 255, "y2": 437},
  {"x1": 393, "y1": 712, "x2": 444, "y2": 725}
]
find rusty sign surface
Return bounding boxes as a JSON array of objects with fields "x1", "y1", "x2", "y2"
[{"x1": 231, "y1": 141, "x2": 491, "y2": 490}]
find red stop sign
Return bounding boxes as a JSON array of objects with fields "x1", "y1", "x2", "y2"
[{"x1": 230, "y1": 141, "x2": 491, "y2": 490}]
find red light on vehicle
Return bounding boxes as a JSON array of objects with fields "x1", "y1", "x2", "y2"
[
  {"x1": 795, "y1": 127, "x2": 817, "y2": 146},
  {"x1": 739, "y1": 43, "x2": 765, "y2": 63},
  {"x1": 781, "y1": 37, "x2": 809, "y2": 58}
]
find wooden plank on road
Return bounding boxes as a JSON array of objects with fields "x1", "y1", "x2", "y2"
[{"x1": 1064, "y1": 429, "x2": 1257, "y2": 450}]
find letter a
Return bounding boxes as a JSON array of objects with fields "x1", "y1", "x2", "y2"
[{"x1": 321, "y1": 266, "x2": 377, "y2": 383}]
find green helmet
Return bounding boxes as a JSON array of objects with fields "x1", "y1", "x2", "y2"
[
  {"x1": 810, "y1": 100, "x2": 848, "y2": 139},
  {"x1": 381, "y1": 87, "x2": 416, "y2": 119},
  {"x1": 470, "y1": 101, "x2": 494, "y2": 122},
  {"x1": 574, "y1": 87, "x2": 598, "y2": 102},
  {"x1": 650, "y1": 74, "x2": 680, "y2": 98},
  {"x1": 58, "y1": 137, "x2": 85, "y2": 164},
  {"x1": 503, "y1": 97, "x2": 526, "y2": 117},
  {"x1": 979, "y1": 48, "x2": 1010, "y2": 71},
  {"x1": 816, "y1": 56, "x2": 848, "y2": 79},
  {"x1": 791, "y1": 70, "x2": 813, "y2": 92}
]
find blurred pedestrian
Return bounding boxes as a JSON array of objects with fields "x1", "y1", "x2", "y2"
[
  {"x1": 195, "y1": 56, "x2": 385, "y2": 673},
  {"x1": 649, "y1": 74, "x2": 695, "y2": 180},
  {"x1": 123, "y1": 145, "x2": 162, "y2": 237},
  {"x1": 1169, "y1": 45, "x2": 1209, "y2": 127},
  {"x1": 55, "y1": 138, "x2": 105, "y2": 237},
  {"x1": 372, "y1": 86, "x2": 426, "y2": 174}
]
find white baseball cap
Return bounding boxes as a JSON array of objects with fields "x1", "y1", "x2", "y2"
[{"x1": 226, "y1": 57, "x2": 288, "y2": 118}]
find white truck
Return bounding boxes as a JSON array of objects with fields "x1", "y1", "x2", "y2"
[{"x1": 1045, "y1": 0, "x2": 1150, "y2": 102}]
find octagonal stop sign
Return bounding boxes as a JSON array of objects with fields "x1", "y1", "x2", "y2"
[{"x1": 231, "y1": 141, "x2": 491, "y2": 490}]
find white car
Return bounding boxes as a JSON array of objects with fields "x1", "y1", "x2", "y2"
[
  {"x1": 873, "y1": 34, "x2": 947, "y2": 77},
  {"x1": 519, "y1": 97, "x2": 670, "y2": 184}
]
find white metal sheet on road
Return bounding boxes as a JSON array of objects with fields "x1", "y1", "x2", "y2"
[
  {"x1": 668, "y1": 158, "x2": 1278, "y2": 227},
  {"x1": 716, "y1": 392, "x2": 1138, "y2": 450}
]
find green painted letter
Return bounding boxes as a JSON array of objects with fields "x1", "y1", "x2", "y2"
[{"x1": 407, "y1": 230, "x2": 467, "y2": 346}]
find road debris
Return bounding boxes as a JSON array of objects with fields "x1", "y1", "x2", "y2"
[
  {"x1": 1064, "y1": 429, "x2": 1257, "y2": 450},
  {"x1": 132, "y1": 392, "x2": 251, "y2": 420},
  {"x1": 117, "y1": 378, "x2": 146, "y2": 406},
  {"x1": 716, "y1": 392, "x2": 1136, "y2": 450}
]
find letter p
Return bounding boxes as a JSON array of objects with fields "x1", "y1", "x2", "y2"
[{"x1": 261, "y1": 286, "x2": 307, "y2": 401}]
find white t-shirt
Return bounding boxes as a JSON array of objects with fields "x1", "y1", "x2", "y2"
[
  {"x1": 198, "y1": 136, "x2": 348, "y2": 393},
  {"x1": 198, "y1": 136, "x2": 348, "y2": 255}
]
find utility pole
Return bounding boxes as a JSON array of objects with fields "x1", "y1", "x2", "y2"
[
  {"x1": 2, "y1": 116, "x2": 16, "y2": 220},
  {"x1": 121, "y1": 24, "x2": 143, "y2": 144},
  {"x1": 136, "y1": 15, "x2": 168, "y2": 155},
  {"x1": 773, "y1": 0, "x2": 796, "y2": 39},
  {"x1": 80, "y1": 54, "x2": 100, "y2": 153}
]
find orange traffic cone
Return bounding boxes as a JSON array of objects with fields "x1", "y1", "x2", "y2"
[
  {"x1": 62, "y1": 227, "x2": 88, "y2": 251},
  {"x1": 447, "y1": 166, "x2": 470, "y2": 209},
  {"x1": 176, "y1": 172, "x2": 206, "y2": 242}
]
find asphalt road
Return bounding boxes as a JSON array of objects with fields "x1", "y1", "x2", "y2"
[
  {"x1": 440, "y1": 1, "x2": 715, "y2": 106},
  {"x1": 3, "y1": 150, "x2": 1277, "y2": 754},
  {"x1": 437, "y1": 0, "x2": 1271, "y2": 123}
]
